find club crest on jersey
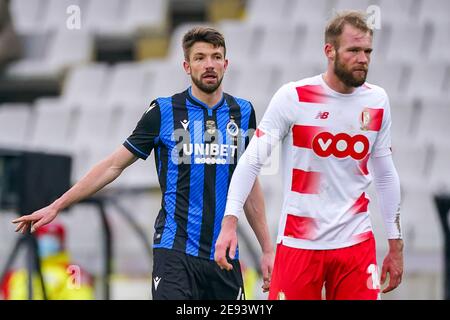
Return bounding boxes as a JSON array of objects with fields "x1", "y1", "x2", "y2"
[
  {"x1": 206, "y1": 120, "x2": 216, "y2": 135},
  {"x1": 360, "y1": 108, "x2": 371, "y2": 131},
  {"x1": 226, "y1": 120, "x2": 239, "y2": 137}
]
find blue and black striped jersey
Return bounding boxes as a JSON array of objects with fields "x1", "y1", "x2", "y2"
[{"x1": 123, "y1": 87, "x2": 256, "y2": 260}]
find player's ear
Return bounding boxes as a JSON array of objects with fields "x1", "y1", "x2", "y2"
[
  {"x1": 183, "y1": 60, "x2": 191, "y2": 75},
  {"x1": 324, "y1": 43, "x2": 335, "y2": 60}
]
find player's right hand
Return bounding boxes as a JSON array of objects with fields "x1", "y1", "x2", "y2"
[
  {"x1": 214, "y1": 215, "x2": 238, "y2": 271},
  {"x1": 12, "y1": 205, "x2": 59, "y2": 234}
]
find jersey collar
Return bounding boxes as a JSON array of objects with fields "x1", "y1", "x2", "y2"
[{"x1": 187, "y1": 86, "x2": 225, "y2": 111}]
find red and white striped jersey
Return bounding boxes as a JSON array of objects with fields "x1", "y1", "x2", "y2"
[{"x1": 257, "y1": 74, "x2": 392, "y2": 250}]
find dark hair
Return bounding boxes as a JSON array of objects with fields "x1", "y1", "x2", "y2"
[
  {"x1": 325, "y1": 10, "x2": 373, "y2": 49},
  {"x1": 182, "y1": 26, "x2": 226, "y2": 61}
]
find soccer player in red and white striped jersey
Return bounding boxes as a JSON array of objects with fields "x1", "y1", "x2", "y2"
[{"x1": 215, "y1": 11, "x2": 403, "y2": 300}]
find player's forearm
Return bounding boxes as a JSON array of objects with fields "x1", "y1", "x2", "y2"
[
  {"x1": 52, "y1": 148, "x2": 135, "y2": 212},
  {"x1": 243, "y1": 179, "x2": 274, "y2": 254},
  {"x1": 52, "y1": 159, "x2": 122, "y2": 211},
  {"x1": 372, "y1": 155, "x2": 402, "y2": 239}
]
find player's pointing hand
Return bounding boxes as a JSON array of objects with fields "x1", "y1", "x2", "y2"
[{"x1": 12, "y1": 205, "x2": 59, "y2": 234}]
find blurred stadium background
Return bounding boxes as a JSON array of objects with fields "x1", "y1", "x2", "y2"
[{"x1": 0, "y1": 0, "x2": 449, "y2": 300}]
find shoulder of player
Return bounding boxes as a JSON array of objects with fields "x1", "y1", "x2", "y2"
[
  {"x1": 280, "y1": 74, "x2": 322, "y2": 96},
  {"x1": 223, "y1": 92, "x2": 253, "y2": 110},
  {"x1": 143, "y1": 99, "x2": 161, "y2": 115},
  {"x1": 362, "y1": 82, "x2": 389, "y2": 98}
]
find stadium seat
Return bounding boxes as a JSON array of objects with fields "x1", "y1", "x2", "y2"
[
  {"x1": 113, "y1": 106, "x2": 148, "y2": 149},
  {"x1": 46, "y1": 29, "x2": 94, "y2": 71},
  {"x1": 376, "y1": 0, "x2": 419, "y2": 25},
  {"x1": 405, "y1": 63, "x2": 450, "y2": 100},
  {"x1": 144, "y1": 61, "x2": 191, "y2": 99},
  {"x1": 331, "y1": 0, "x2": 372, "y2": 13},
  {"x1": 71, "y1": 107, "x2": 118, "y2": 152},
  {"x1": 7, "y1": 29, "x2": 94, "y2": 78},
  {"x1": 10, "y1": 0, "x2": 45, "y2": 34},
  {"x1": 41, "y1": 0, "x2": 89, "y2": 32},
  {"x1": 104, "y1": 62, "x2": 149, "y2": 108},
  {"x1": 122, "y1": 0, "x2": 169, "y2": 34},
  {"x1": 366, "y1": 62, "x2": 407, "y2": 97},
  {"x1": 389, "y1": 97, "x2": 419, "y2": 147},
  {"x1": 245, "y1": 0, "x2": 290, "y2": 25},
  {"x1": 256, "y1": 23, "x2": 302, "y2": 63},
  {"x1": 296, "y1": 22, "x2": 328, "y2": 68},
  {"x1": 83, "y1": 0, "x2": 124, "y2": 36},
  {"x1": 225, "y1": 62, "x2": 279, "y2": 110},
  {"x1": 28, "y1": 104, "x2": 76, "y2": 153},
  {"x1": 382, "y1": 22, "x2": 429, "y2": 64},
  {"x1": 277, "y1": 63, "x2": 324, "y2": 87},
  {"x1": 217, "y1": 20, "x2": 261, "y2": 64},
  {"x1": 400, "y1": 186, "x2": 443, "y2": 252},
  {"x1": 62, "y1": 63, "x2": 110, "y2": 107},
  {"x1": 0, "y1": 103, "x2": 31, "y2": 149},
  {"x1": 418, "y1": 0, "x2": 450, "y2": 24},
  {"x1": 427, "y1": 145, "x2": 450, "y2": 192},
  {"x1": 427, "y1": 22, "x2": 450, "y2": 63},
  {"x1": 392, "y1": 143, "x2": 431, "y2": 189},
  {"x1": 287, "y1": 0, "x2": 331, "y2": 25},
  {"x1": 415, "y1": 98, "x2": 450, "y2": 146}
]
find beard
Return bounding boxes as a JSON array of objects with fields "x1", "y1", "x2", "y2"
[
  {"x1": 334, "y1": 53, "x2": 368, "y2": 88},
  {"x1": 191, "y1": 73, "x2": 224, "y2": 94}
]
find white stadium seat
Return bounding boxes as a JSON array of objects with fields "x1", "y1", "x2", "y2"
[
  {"x1": 28, "y1": 104, "x2": 75, "y2": 153},
  {"x1": 0, "y1": 104, "x2": 31, "y2": 148},
  {"x1": 246, "y1": 0, "x2": 290, "y2": 25},
  {"x1": 105, "y1": 62, "x2": 149, "y2": 108},
  {"x1": 10, "y1": 0, "x2": 45, "y2": 34},
  {"x1": 62, "y1": 63, "x2": 110, "y2": 106}
]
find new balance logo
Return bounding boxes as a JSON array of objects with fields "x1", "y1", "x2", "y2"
[
  {"x1": 315, "y1": 111, "x2": 329, "y2": 119},
  {"x1": 153, "y1": 277, "x2": 161, "y2": 290},
  {"x1": 181, "y1": 119, "x2": 190, "y2": 130}
]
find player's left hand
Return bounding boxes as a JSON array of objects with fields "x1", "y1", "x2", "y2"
[
  {"x1": 215, "y1": 216, "x2": 238, "y2": 271},
  {"x1": 380, "y1": 239, "x2": 404, "y2": 293},
  {"x1": 260, "y1": 250, "x2": 274, "y2": 293}
]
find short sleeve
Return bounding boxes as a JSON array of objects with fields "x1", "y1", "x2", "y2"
[{"x1": 123, "y1": 100, "x2": 161, "y2": 160}]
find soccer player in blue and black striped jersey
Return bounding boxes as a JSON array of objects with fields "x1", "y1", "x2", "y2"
[{"x1": 13, "y1": 27, "x2": 274, "y2": 300}]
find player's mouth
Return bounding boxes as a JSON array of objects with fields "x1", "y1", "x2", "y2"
[
  {"x1": 353, "y1": 69, "x2": 367, "y2": 77},
  {"x1": 202, "y1": 72, "x2": 218, "y2": 81},
  {"x1": 353, "y1": 67, "x2": 367, "y2": 74}
]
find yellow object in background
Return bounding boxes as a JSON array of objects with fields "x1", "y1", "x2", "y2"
[{"x1": 243, "y1": 266, "x2": 259, "y2": 300}]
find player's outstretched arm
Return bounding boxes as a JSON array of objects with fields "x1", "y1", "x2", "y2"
[
  {"x1": 12, "y1": 146, "x2": 138, "y2": 233},
  {"x1": 243, "y1": 178, "x2": 274, "y2": 292}
]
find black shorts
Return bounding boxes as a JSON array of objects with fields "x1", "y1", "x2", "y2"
[{"x1": 152, "y1": 248, "x2": 245, "y2": 300}]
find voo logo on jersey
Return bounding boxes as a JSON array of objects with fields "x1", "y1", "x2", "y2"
[{"x1": 312, "y1": 132, "x2": 369, "y2": 160}]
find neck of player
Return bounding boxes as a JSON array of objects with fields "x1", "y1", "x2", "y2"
[
  {"x1": 323, "y1": 71, "x2": 356, "y2": 95},
  {"x1": 191, "y1": 84, "x2": 223, "y2": 108}
]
